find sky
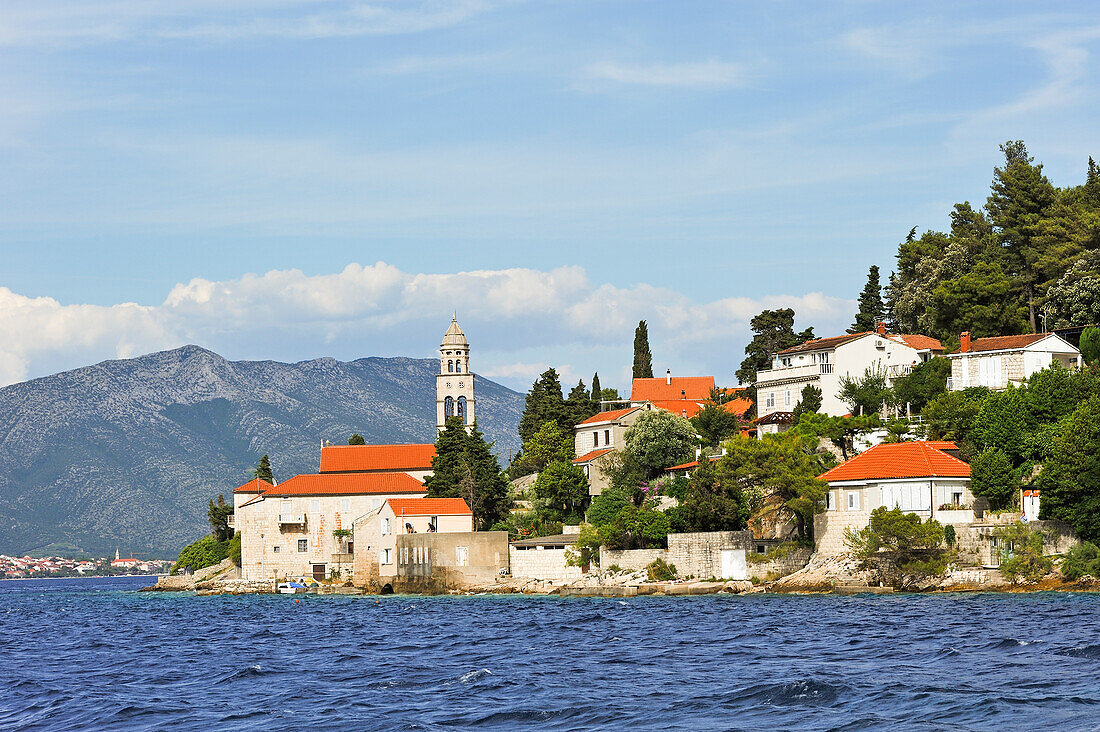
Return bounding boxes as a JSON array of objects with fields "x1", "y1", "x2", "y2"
[{"x1": 1, "y1": 1, "x2": 1099, "y2": 392}]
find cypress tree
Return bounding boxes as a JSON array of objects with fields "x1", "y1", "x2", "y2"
[
  {"x1": 518, "y1": 368, "x2": 566, "y2": 443},
  {"x1": 252, "y1": 455, "x2": 274, "y2": 484},
  {"x1": 633, "y1": 320, "x2": 654, "y2": 379},
  {"x1": 348, "y1": 433, "x2": 366, "y2": 445},
  {"x1": 566, "y1": 379, "x2": 598, "y2": 426},
  {"x1": 848, "y1": 265, "x2": 887, "y2": 333},
  {"x1": 424, "y1": 417, "x2": 509, "y2": 530},
  {"x1": 591, "y1": 372, "x2": 602, "y2": 411}
]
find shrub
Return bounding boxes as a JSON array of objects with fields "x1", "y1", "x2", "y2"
[
  {"x1": 943, "y1": 525, "x2": 956, "y2": 547},
  {"x1": 597, "y1": 505, "x2": 669, "y2": 549},
  {"x1": 970, "y1": 447, "x2": 1017, "y2": 509},
  {"x1": 606, "y1": 564, "x2": 624, "y2": 574},
  {"x1": 565, "y1": 525, "x2": 601, "y2": 568},
  {"x1": 172, "y1": 535, "x2": 228, "y2": 574},
  {"x1": 845, "y1": 507, "x2": 950, "y2": 584},
  {"x1": 1060, "y1": 542, "x2": 1100, "y2": 581},
  {"x1": 586, "y1": 487, "x2": 632, "y2": 527},
  {"x1": 646, "y1": 558, "x2": 676, "y2": 581},
  {"x1": 228, "y1": 532, "x2": 242, "y2": 566},
  {"x1": 994, "y1": 523, "x2": 1052, "y2": 583}
]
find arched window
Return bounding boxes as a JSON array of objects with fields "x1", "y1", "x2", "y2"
[
  {"x1": 458, "y1": 396, "x2": 467, "y2": 424},
  {"x1": 445, "y1": 396, "x2": 455, "y2": 418},
  {"x1": 456, "y1": 360, "x2": 463, "y2": 373},
  {"x1": 448, "y1": 360, "x2": 454, "y2": 373}
]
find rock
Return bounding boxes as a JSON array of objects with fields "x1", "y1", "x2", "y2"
[{"x1": 721, "y1": 580, "x2": 754, "y2": 594}]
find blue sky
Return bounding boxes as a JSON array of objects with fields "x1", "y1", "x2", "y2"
[{"x1": 1, "y1": 1, "x2": 1098, "y2": 391}]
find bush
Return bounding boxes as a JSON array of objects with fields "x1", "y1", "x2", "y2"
[
  {"x1": 586, "y1": 487, "x2": 633, "y2": 527},
  {"x1": 228, "y1": 532, "x2": 242, "y2": 566},
  {"x1": 943, "y1": 525, "x2": 956, "y2": 547},
  {"x1": 994, "y1": 523, "x2": 1052, "y2": 583},
  {"x1": 565, "y1": 525, "x2": 601, "y2": 568},
  {"x1": 970, "y1": 447, "x2": 1017, "y2": 509},
  {"x1": 845, "y1": 507, "x2": 950, "y2": 585},
  {"x1": 597, "y1": 505, "x2": 669, "y2": 550},
  {"x1": 172, "y1": 535, "x2": 228, "y2": 574},
  {"x1": 1060, "y1": 542, "x2": 1100, "y2": 581},
  {"x1": 646, "y1": 558, "x2": 676, "y2": 581}
]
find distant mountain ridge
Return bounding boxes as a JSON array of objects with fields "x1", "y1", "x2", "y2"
[{"x1": 0, "y1": 346, "x2": 524, "y2": 557}]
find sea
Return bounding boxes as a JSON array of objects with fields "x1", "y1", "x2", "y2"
[{"x1": 1, "y1": 577, "x2": 1098, "y2": 731}]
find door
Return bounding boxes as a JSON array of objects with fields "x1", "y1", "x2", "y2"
[
  {"x1": 312, "y1": 564, "x2": 326, "y2": 581},
  {"x1": 721, "y1": 549, "x2": 747, "y2": 580}
]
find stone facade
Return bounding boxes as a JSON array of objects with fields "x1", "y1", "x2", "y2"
[
  {"x1": 955, "y1": 519, "x2": 1078, "y2": 567},
  {"x1": 437, "y1": 317, "x2": 475, "y2": 430},
  {"x1": 599, "y1": 547, "x2": 668, "y2": 573},
  {"x1": 509, "y1": 546, "x2": 584, "y2": 583},
  {"x1": 352, "y1": 504, "x2": 472, "y2": 580},
  {"x1": 745, "y1": 546, "x2": 814, "y2": 581},
  {"x1": 600, "y1": 532, "x2": 756, "y2": 580},
  {"x1": 393, "y1": 532, "x2": 509, "y2": 591}
]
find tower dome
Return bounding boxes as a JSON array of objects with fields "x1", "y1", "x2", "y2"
[{"x1": 440, "y1": 314, "x2": 468, "y2": 348}]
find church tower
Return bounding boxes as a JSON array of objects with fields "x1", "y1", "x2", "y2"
[{"x1": 436, "y1": 315, "x2": 475, "y2": 432}]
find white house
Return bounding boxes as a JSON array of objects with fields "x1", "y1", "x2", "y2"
[
  {"x1": 352, "y1": 497, "x2": 473, "y2": 578},
  {"x1": 814, "y1": 441, "x2": 973, "y2": 556},
  {"x1": 946, "y1": 331, "x2": 1081, "y2": 391},
  {"x1": 754, "y1": 323, "x2": 942, "y2": 424}
]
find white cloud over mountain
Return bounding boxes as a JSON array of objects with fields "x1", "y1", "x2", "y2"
[{"x1": 0, "y1": 263, "x2": 853, "y2": 389}]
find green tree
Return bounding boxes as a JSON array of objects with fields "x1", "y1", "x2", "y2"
[
  {"x1": 970, "y1": 387, "x2": 1031, "y2": 464},
  {"x1": 848, "y1": 265, "x2": 886, "y2": 333},
  {"x1": 1037, "y1": 395, "x2": 1100, "y2": 542},
  {"x1": 736, "y1": 308, "x2": 814, "y2": 385},
  {"x1": 690, "y1": 388, "x2": 740, "y2": 448},
  {"x1": 845, "y1": 507, "x2": 949, "y2": 585},
  {"x1": 665, "y1": 457, "x2": 749, "y2": 533},
  {"x1": 207, "y1": 494, "x2": 234, "y2": 542},
  {"x1": 929, "y1": 259, "x2": 1029, "y2": 340},
  {"x1": 597, "y1": 505, "x2": 669, "y2": 549},
  {"x1": 510, "y1": 420, "x2": 574, "y2": 478},
  {"x1": 892, "y1": 357, "x2": 950, "y2": 414},
  {"x1": 921, "y1": 387, "x2": 988, "y2": 443},
  {"x1": 721, "y1": 433, "x2": 827, "y2": 540},
  {"x1": 252, "y1": 454, "x2": 274, "y2": 484},
  {"x1": 986, "y1": 140, "x2": 1058, "y2": 331},
  {"x1": 993, "y1": 523, "x2": 1052, "y2": 583},
  {"x1": 633, "y1": 320, "x2": 654, "y2": 378},
  {"x1": 565, "y1": 379, "x2": 598, "y2": 426},
  {"x1": 599, "y1": 387, "x2": 621, "y2": 402},
  {"x1": 794, "y1": 412, "x2": 880, "y2": 461},
  {"x1": 348, "y1": 433, "x2": 366, "y2": 445},
  {"x1": 1045, "y1": 253, "x2": 1100, "y2": 328},
  {"x1": 1081, "y1": 327, "x2": 1100, "y2": 366},
  {"x1": 590, "y1": 372, "x2": 602, "y2": 410},
  {"x1": 623, "y1": 409, "x2": 697, "y2": 479},
  {"x1": 172, "y1": 535, "x2": 228, "y2": 574},
  {"x1": 1060, "y1": 541, "x2": 1100, "y2": 581},
  {"x1": 586, "y1": 486, "x2": 633, "y2": 527},
  {"x1": 533, "y1": 461, "x2": 590, "y2": 523},
  {"x1": 969, "y1": 447, "x2": 1017, "y2": 509},
  {"x1": 425, "y1": 417, "x2": 510, "y2": 530},
  {"x1": 518, "y1": 368, "x2": 567, "y2": 443},
  {"x1": 790, "y1": 384, "x2": 822, "y2": 423},
  {"x1": 838, "y1": 365, "x2": 890, "y2": 417}
]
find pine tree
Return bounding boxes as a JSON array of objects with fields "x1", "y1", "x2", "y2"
[
  {"x1": 424, "y1": 417, "x2": 510, "y2": 530},
  {"x1": 848, "y1": 265, "x2": 886, "y2": 333},
  {"x1": 590, "y1": 372, "x2": 602, "y2": 412},
  {"x1": 348, "y1": 433, "x2": 365, "y2": 445},
  {"x1": 565, "y1": 380, "x2": 598, "y2": 426},
  {"x1": 252, "y1": 455, "x2": 274, "y2": 484},
  {"x1": 633, "y1": 320, "x2": 654, "y2": 379},
  {"x1": 736, "y1": 309, "x2": 814, "y2": 385},
  {"x1": 517, "y1": 368, "x2": 566, "y2": 443}
]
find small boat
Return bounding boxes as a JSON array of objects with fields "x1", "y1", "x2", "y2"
[{"x1": 278, "y1": 582, "x2": 306, "y2": 594}]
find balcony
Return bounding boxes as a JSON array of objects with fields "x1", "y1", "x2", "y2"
[
  {"x1": 278, "y1": 514, "x2": 306, "y2": 525},
  {"x1": 226, "y1": 514, "x2": 235, "y2": 528},
  {"x1": 755, "y1": 363, "x2": 830, "y2": 384},
  {"x1": 947, "y1": 377, "x2": 1008, "y2": 391}
]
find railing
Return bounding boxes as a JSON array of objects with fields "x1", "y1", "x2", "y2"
[
  {"x1": 948, "y1": 377, "x2": 1008, "y2": 391},
  {"x1": 819, "y1": 363, "x2": 834, "y2": 374},
  {"x1": 278, "y1": 514, "x2": 306, "y2": 525},
  {"x1": 756, "y1": 363, "x2": 825, "y2": 383}
]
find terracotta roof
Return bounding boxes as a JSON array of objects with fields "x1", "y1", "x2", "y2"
[
  {"x1": 387, "y1": 497, "x2": 471, "y2": 516},
  {"x1": 577, "y1": 407, "x2": 640, "y2": 426},
  {"x1": 572, "y1": 448, "x2": 614, "y2": 464},
  {"x1": 666, "y1": 455, "x2": 720, "y2": 472},
  {"x1": 630, "y1": 376, "x2": 715, "y2": 402},
  {"x1": 954, "y1": 333, "x2": 1049, "y2": 354},
  {"x1": 233, "y1": 478, "x2": 274, "y2": 493},
  {"x1": 651, "y1": 399, "x2": 706, "y2": 419},
  {"x1": 923, "y1": 441, "x2": 958, "y2": 451},
  {"x1": 319, "y1": 444, "x2": 435, "y2": 473},
  {"x1": 888, "y1": 334, "x2": 944, "y2": 351},
  {"x1": 819, "y1": 442, "x2": 970, "y2": 482},
  {"x1": 264, "y1": 472, "x2": 426, "y2": 497},
  {"x1": 778, "y1": 333, "x2": 868, "y2": 355},
  {"x1": 721, "y1": 398, "x2": 753, "y2": 416}
]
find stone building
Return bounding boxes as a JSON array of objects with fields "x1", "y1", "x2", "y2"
[
  {"x1": 571, "y1": 404, "x2": 654, "y2": 496},
  {"x1": 351, "y1": 497, "x2": 473, "y2": 583},
  {"x1": 946, "y1": 331, "x2": 1080, "y2": 391},
  {"x1": 437, "y1": 315, "x2": 475, "y2": 431}
]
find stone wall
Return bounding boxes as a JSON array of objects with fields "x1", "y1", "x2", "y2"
[
  {"x1": 745, "y1": 546, "x2": 814, "y2": 581},
  {"x1": 599, "y1": 547, "x2": 669, "y2": 573},
  {"x1": 668, "y1": 531, "x2": 754, "y2": 579},
  {"x1": 955, "y1": 519, "x2": 1078, "y2": 567},
  {"x1": 509, "y1": 546, "x2": 584, "y2": 583},
  {"x1": 396, "y1": 532, "x2": 509, "y2": 589}
]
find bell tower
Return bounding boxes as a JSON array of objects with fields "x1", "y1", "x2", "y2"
[{"x1": 436, "y1": 315, "x2": 475, "y2": 432}]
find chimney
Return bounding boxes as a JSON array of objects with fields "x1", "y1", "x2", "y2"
[
  {"x1": 960, "y1": 331, "x2": 971, "y2": 352},
  {"x1": 877, "y1": 321, "x2": 886, "y2": 336},
  {"x1": 665, "y1": 368, "x2": 672, "y2": 385}
]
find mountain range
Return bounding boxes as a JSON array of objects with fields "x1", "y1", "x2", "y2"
[{"x1": 0, "y1": 346, "x2": 524, "y2": 557}]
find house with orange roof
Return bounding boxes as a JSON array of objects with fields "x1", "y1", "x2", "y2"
[
  {"x1": 813, "y1": 441, "x2": 973, "y2": 555},
  {"x1": 318, "y1": 443, "x2": 435, "y2": 481},
  {"x1": 572, "y1": 403, "x2": 656, "y2": 495},
  {"x1": 753, "y1": 322, "x2": 942, "y2": 429},
  {"x1": 351, "y1": 497, "x2": 473, "y2": 579},
  {"x1": 946, "y1": 331, "x2": 1080, "y2": 391}
]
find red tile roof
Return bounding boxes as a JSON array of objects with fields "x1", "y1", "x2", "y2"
[
  {"x1": 651, "y1": 399, "x2": 706, "y2": 419},
  {"x1": 778, "y1": 333, "x2": 868, "y2": 355},
  {"x1": 386, "y1": 498, "x2": 471, "y2": 516},
  {"x1": 888, "y1": 334, "x2": 944, "y2": 351},
  {"x1": 923, "y1": 441, "x2": 958, "y2": 451},
  {"x1": 319, "y1": 444, "x2": 435, "y2": 473},
  {"x1": 572, "y1": 448, "x2": 614, "y2": 464},
  {"x1": 721, "y1": 398, "x2": 753, "y2": 417},
  {"x1": 630, "y1": 376, "x2": 715, "y2": 402},
  {"x1": 665, "y1": 455, "x2": 720, "y2": 472},
  {"x1": 263, "y1": 472, "x2": 426, "y2": 497},
  {"x1": 954, "y1": 333, "x2": 1048, "y2": 354},
  {"x1": 577, "y1": 407, "x2": 640, "y2": 426},
  {"x1": 234, "y1": 478, "x2": 274, "y2": 493},
  {"x1": 818, "y1": 442, "x2": 970, "y2": 482}
]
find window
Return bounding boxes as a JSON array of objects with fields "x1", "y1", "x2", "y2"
[
  {"x1": 593, "y1": 431, "x2": 599, "y2": 447},
  {"x1": 456, "y1": 546, "x2": 469, "y2": 566},
  {"x1": 766, "y1": 392, "x2": 775, "y2": 408},
  {"x1": 784, "y1": 389, "x2": 791, "y2": 407},
  {"x1": 825, "y1": 491, "x2": 835, "y2": 510},
  {"x1": 382, "y1": 548, "x2": 392, "y2": 565},
  {"x1": 340, "y1": 499, "x2": 350, "y2": 512},
  {"x1": 457, "y1": 396, "x2": 467, "y2": 423},
  {"x1": 780, "y1": 357, "x2": 792, "y2": 367},
  {"x1": 448, "y1": 360, "x2": 454, "y2": 373},
  {"x1": 445, "y1": 396, "x2": 454, "y2": 418},
  {"x1": 952, "y1": 492, "x2": 963, "y2": 506},
  {"x1": 756, "y1": 545, "x2": 766, "y2": 554},
  {"x1": 428, "y1": 517, "x2": 438, "y2": 532},
  {"x1": 381, "y1": 517, "x2": 391, "y2": 535},
  {"x1": 456, "y1": 360, "x2": 463, "y2": 372},
  {"x1": 847, "y1": 492, "x2": 860, "y2": 511},
  {"x1": 310, "y1": 499, "x2": 320, "y2": 514},
  {"x1": 297, "y1": 539, "x2": 308, "y2": 552},
  {"x1": 604, "y1": 429, "x2": 611, "y2": 445},
  {"x1": 584, "y1": 465, "x2": 590, "y2": 478},
  {"x1": 820, "y1": 352, "x2": 829, "y2": 363},
  {"x1": 273, "y1": 545, "x2": 280, "y2": 553}
]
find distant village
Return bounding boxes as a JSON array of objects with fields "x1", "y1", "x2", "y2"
[
  {"x1": 1, "y1": 551, "x2": 172, "y2": 579},
  {"x1": 156, "y1": 307, "x2": 1100, "y2": 596}
]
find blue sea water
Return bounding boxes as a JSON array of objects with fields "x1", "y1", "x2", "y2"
[{"x1": 1, "y1": 577, "x2": 1099, "y2": 731}]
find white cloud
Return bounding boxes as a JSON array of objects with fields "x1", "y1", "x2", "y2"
[
  {"x1": 0, "y1": 263, "x2": 854, "y2": 388},
  {"x1": 586, "y1": 60, "x2": 746, "y2": 89}
]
